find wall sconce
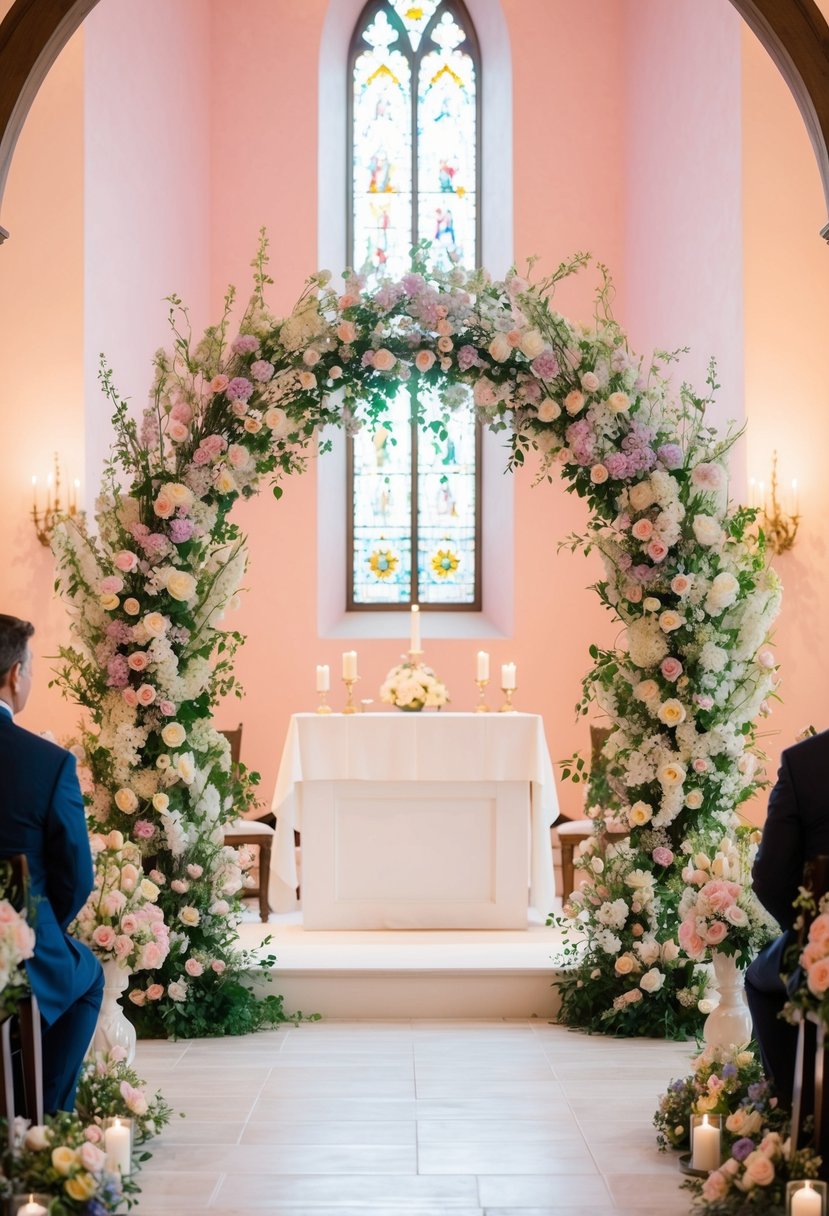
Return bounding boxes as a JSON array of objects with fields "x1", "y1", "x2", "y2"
[
  {"x1": 31, "y1": 452, "x2": 83, "y2": 547},
  {"x1": 749, "y1": 451, "x2": 800, "y2": 556}
]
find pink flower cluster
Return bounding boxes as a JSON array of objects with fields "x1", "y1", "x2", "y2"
[
  {"x1": 801, "y1": 911, "x2": 829, "y2": 997},
  {"x1": 678, "y1": 879, "x2": 748, "y2": 961},
  {"x1": 72, "y1": 836, "x2": 170, "y2": 973}
]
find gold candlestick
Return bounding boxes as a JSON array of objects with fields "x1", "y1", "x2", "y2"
[
  {"x1": 474, "y1": 678, "x2": 490, "y2": 712},
  {"x1": 315, "y1": 689, "x2": 332, "y2": 714},
  {"x1": 342, "y1": 676, "x2": 359, "y2": 714},
  {"x1": 499, "y1": 686, "x2": 517, "y2": 713}
]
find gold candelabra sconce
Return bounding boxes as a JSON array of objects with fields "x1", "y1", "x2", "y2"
[
  {"x1": 749, "y1": 451, "x2": 800, "y2": 556},
  {"x1": 31, "y1": 453, "x2": 84, "y2": 547}
]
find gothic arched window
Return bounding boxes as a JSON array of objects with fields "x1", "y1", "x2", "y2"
[{"x1": 347, "y1": 0, "x2": 482, "y2": 610}]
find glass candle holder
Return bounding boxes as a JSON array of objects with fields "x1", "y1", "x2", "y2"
[
  {"x1": 690, "y1": 1113, "x2": 723, "y2": 1172},
  {"x1": 103, "y1": 1115, "x2": 134, "y2": 1176},
  {"x1": 10, "y1": 1196, "x2": 52, "y2": 1216},
  {"x1": 787, "y1": 1180, "x2": 827, "y2": 1216}
]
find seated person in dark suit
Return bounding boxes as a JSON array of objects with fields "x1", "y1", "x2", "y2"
[
  {"x1": 0, "y1": 614, "x2": 103, "y2": 1113},
  {"x1": 747, "y1": 729, "x2": 829, "y2": 1105}
]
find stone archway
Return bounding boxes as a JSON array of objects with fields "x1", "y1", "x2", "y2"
[{"x1": 1, "y1": 0, "x2": 828, "y2": 244}]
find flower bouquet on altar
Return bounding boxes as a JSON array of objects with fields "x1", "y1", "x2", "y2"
[
  {"x1": 380, "y1": 659, "x2": 449, "y2": 712},
  {"x1": 71, "y1": 832, "x2": 170, "y2": 973},
  {"x1": 677, "y1": 830, "x2": 777, "y2": 964}
]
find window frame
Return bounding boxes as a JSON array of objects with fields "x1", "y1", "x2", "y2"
[{"x1": 345, "y1": 0, "x2": 483, "y2": 613}]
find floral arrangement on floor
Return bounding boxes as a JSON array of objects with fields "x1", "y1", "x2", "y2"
[
  {"x1": 76, "y1": 1048, "x2": 173, "y2": 1145},
  {"x1": 685, "y1": 1135, "x2": 821, "y2": 1214},
  {"x1": 380, "y1": 659, "x2": 449, "y2": 711},
  {"x1": 71, "y1": 833, "x2": 170, "y2": 973},
  {"x1": 52, "y1": 231, "x2": 779, "y2": 1035},
  {"x1": 1, "y1": 1112, "x2": 133, "y2": 1213},
  {"x1": 0, "y1": 864, "x2": 36, "y2": 1020},
  {"x1": 677, "y1": 829, "x2": 778, "y2": 965},
  {"x1": 654, "y1": 1043, "x2": 777, "y2": 1152}
]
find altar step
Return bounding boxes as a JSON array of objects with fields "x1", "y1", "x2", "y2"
[{"x1": 237, "y1": 910, "x2": 566, "y2": 1020}]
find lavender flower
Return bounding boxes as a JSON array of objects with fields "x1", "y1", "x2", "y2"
[
  {"x1": 458, "y1": 345, "x2": 480, "y2": 372},
  {"x1": 231, "y1": 334, "x2": 259, "y2": 355},
  {"x1": 732, "y1": 1137, "x2": 755, "y2": 1162},
  {"x1": 658, "y1": 443, "x2": 683, "y2": 469},
  {"x1": 169, "y1": 518, "x2": 195, "y2": 545},
  {"x1": 531, "y1": 351, "x2": 559, "y2": 380},
  {"x1": 106, "y1": 655, "x2": 129, "y2": 689},
  {"x1": 226, "y1": 376, "x2": 253, "y2": 401}
]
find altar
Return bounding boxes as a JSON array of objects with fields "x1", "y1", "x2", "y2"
[{"x1": 269, "y1": 713, "x2": 559, "y2": 929}]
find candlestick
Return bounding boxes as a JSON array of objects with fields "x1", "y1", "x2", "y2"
[
  {"x1": 474, "y1": 678, "x2": 490, "y2": 713},
  {"x1": 342, "y1": 675, "x2": 359, "y2": 714},
  {"x1": 791, "y1": 1182, "x2": 823, "y2": 1216},
  {"x1": 104, "y1": 1117, "x2": 132, "y2": 1176},
  {"x1": 342, "y1": 650, "x2": 358, "y2": 681},
  {"x1": 499, "y1": 685, "x2": 517, "y2": 713},
  {"x1": 410, "y1": 603, "x2": 421, "y2": 653},
  {"x1": 692, "y1": 1114, "x2": 721, "y2": 1172},
  {"x1": 476, "y1": 650, "x2": 490, "y2": 682}
]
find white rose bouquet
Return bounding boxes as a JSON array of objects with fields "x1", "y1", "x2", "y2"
[
  {"x1": 71, "y1": 831, "x2": 170, "y2": 972},
  {"x1": 380, "y1": 660, "x2": 449, "y2": 711}
]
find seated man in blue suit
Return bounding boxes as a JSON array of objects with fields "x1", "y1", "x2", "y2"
[
  {"x1": 747, "y1": 729, "x2": 829, "y2": 1105},
  {"x1": 0, "y1": 614, "x2": 103, "y2": 1113}
]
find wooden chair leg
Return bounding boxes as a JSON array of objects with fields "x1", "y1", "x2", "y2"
[
  {"x1": 0, "y1": 1018, "x2": 14, "y2": 1141},
  {"x1": 18, "y1": 994, "x2": 43, "y2": 1125},
  {"x1": 258, "y1": 839, "x2": 272, "y2": 924},
  {"x1": 792, "y1": 1013, "x2": 807, "y2": 1148},
  {"x1": 561, "y1": 840, "x2": 574, "y2": 900}
]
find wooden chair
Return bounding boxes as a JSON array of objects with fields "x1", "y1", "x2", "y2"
[
  {"x1": 790, "y1": 855, "x2": 829, "y2": 1157},
  {"x1": 552, "y1": 726, "x2": 626, "y2": 899},
  {"x1": 219, "y1": 725, "x2": 275, "y2": 924},
  {"x1": 0, "y1": 854, "x2": 43, "y2": 1131}
]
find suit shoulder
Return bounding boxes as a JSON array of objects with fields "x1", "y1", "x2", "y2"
[
  {"x1": 9, "y1": 723, "x2": 73, "y2": 772},
  {"x1": 781, "y1": 729, "x2": 829, "y2": 772}
]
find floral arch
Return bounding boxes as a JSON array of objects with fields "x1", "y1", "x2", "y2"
[{"x1": 55, "y1": 236, "x2": 781, "y2": 1038}]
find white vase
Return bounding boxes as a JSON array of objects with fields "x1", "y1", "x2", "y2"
[
  {"x1": 703, "y1": 950, "x2": 753, "y2": 1049},
  {"x1": 92, "y1": 958, "x2": 137, "y2": 1065}
]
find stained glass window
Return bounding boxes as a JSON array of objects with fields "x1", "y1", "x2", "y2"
[{"x1": 348, "y1": 0, "x2": 481, "y2": 609}]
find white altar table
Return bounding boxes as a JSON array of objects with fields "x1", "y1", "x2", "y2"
[{"x1": 268, "y1": 713, "x2": 559, "y2": 928}]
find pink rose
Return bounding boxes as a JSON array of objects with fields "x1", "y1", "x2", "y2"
[
  {"x1": 336, "y1": 321, "x2": 356, "y2": 344},
  {"x1": 153, "y1": 493, "x2": 175, "y2": 519},
  {"x1": 136, "y1": 684, "x2": 156, "y2": 706},
  {"x1": 139, "y1": 941, "x2": 164, "y2": 969},
  {"x1": 660, "y1": 657, "x2": 683, "y2": 682},
  {"x1": 120, "y1": 863, "x2": 139, "y2": 892},
  {"x1": 203, "y1": 434, "x2": 226, "y2": 456},
  {"x1": 303, "y1": 348, "x2": 321, "y2": 367},
  {"x1": 185, "y1": 958, "x2": 203, "y2": 977},
  {"x1": 122, "y1": 688, "x2": 138, "y2": 708},
  {"x1": 114, "y1": 550, "x2": 138, "y2": 573},
  {"x1": 647, "y1": 538, "x2": 668, "y2": 562},
  {"x1": 415, "y1": 350, "x2": 436, "y2": 373},
  {"x1": 92, "y1": 925, "x2": 117, "y2": 950},
  {"x1": 99, "y1": 575, "x2": 124, "y2": 595},
  {"x1": 128, "y1": 989, "x2": 146, "y2": 1006},
  {"x1": 114, "y1": 934, "x2": 133, "y2": 959},
  {"x1": 211, "y1": 960, "x2": 226, "y2": 974},
  {"x1": 120, "y1": 913, "x2": 138, "y2": 934},
  {"x1": 625, "y1": 584, "x2": 643, "y2": 603},
  {"x1": 631, "y1": 518, "x2": 653, "y2": 541},
  {"x1": 701, "y1": 880, "x2": 742, "y2": 912},
  {"x1": 702, "y1": 1171, "x2": 729, "y2": 1202},
  {"x1": 168, "y1": 420, "x2": 189, "y2": 442},
  {"x1": 227, "y1": 444, "x2": 250, "y2": 469},
  {"x1": 692, "y1": 757, "x2": 708, "y2": 773},
  {"x1": 171, "y1": 879, "x2": 190, "y2": 894},
  {"x1": 127, "y1": 651, "x2": 148, "y2": 672},
  {"x1": 338, "y1": 293, "x2": 359, "y2": 310},
  {"x1": 808, "y1": 959, "x2": 829, "y2": 995},
  {"x1": 186, "y1": 864, "x2": 203, "y2": 879},
  {"x1": 671, "y1": 574, "x2": 692, "y2": 596},
  {"x1": 159, "y1": 700, "x2": 176, "y2": 716},
  {"x1": 209, "y1": 374, "x2": 229, "y2": 393},
  {"x1": 78, "y1": 1141, "x2": 107, "y2": 1172},
  {"x1": 372, "y1": 348, "x2": 396, "y2": 372},
  {"x1": 743, "y1": 1153, "x2": 775, "y2": 1187},
  {"x1": 652, "y1": 847, "x2": 674, "y2": 867},
  {"x1": 704, "y1": 920, "x2": 728, "y2": 945},
  {"x1": 170, "y1": 401, "x2": 192, "y2": 423},
  {"x1": 146, "y1": 983, "x2": 164, "y2": 1000},
  {"x1": 84, "y1": 1125, "x2": 104, "y2": 1144},
  {"x1": 678, "y1": 919, "x2": 705, "y2": 960},
  {"x1": 809, "y1": 914, "x2": 829, "y2": 944}
]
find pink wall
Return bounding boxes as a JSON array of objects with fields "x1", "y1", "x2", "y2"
[
  {"x1": 0, "y1": 29, "x2": 84, "y2": 739},
  {"x1": 83, "y1": 0, "x2": 212, "y2": 499},
  {"x1": 741, "y1": 23, "x2": 829, "y2": 805}
]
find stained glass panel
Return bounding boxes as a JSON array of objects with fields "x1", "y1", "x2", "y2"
[
  {"x1": 416, "y1": 387, "x2": 478, "y2": 604},
  {"x1": 390, "y1": 0, "x2": 441, "y2": 50},
  {"x1": 351, "y1": 391, "x2": 413, "y2": 604}
]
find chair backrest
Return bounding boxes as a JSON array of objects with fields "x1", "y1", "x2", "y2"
[
  {"x1": 590, "y1": 725, "x2": 611, "y2": 766},
  {"x1": 218, "y1": 724, "x2": 243, "y2": 768}
]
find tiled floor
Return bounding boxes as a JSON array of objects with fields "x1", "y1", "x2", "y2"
[{"x1": 132, "y1": 1021, "x2": 696, "y2": 1215}]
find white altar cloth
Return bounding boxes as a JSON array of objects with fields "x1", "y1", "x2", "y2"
[{"x1": 268, "y1": 712, "x2": 559, "y2": 922}]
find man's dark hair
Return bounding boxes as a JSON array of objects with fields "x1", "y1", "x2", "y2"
[{"x1": 0, "y1": 615, "x2": 34, "y2": 683}]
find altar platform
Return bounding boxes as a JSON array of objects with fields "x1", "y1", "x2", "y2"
[{"x1": 237, "y1": 907, "x2": 568, "y2": 1021}]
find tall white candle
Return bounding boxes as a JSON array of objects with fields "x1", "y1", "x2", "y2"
[
  {"x1": 410, "y1": 604, "x2": 421, "y2": 652},
  {"x1": 18, "y1": 1200, "x2": 48, "y2": 1216},
  {"x1": 792, "y1": 1181, "x2": 822, "y2": 1216},
  {"x1": 692, "y1": 1115, "x2": 720, "y2": 1172},
  {"x1": 316, "y1": 664, "x2": 330, "y2": 693},
  {"x1": 342, "y1": 651, "x2": 358, "y2": 680},
  {"x1": 105, "y1": 1118, "x2": 131, "y2": 1176},
  {"x1": 501, "y1": 662, "x2": 516, "y2": 690},
  {"x1": 476, "y1": 650, "x2": 490, "y2": 681}
]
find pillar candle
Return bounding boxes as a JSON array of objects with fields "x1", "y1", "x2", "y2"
[
  {"x1": 692, "y1": 1115, "x2": 720, "y2": 1172},
  {"x1": 316, "y1": 664, "x2": 330, "y2": 693},
  {"x1": 792, "y1": 1182, "x2": 822, "y2": 1216},
  {"x1": 18, "y1": 1201, "x2": 48, "y2": 1216},
  {"x1": 342, "y1": 651, "x2": 358, "y2": 680},
  {"x1": 501, "y1": 662, "x2": 516, "y2": 690},
  {"x1": 476, "y1": 650, "x2": 489, "y2": 681},
  {"x1": 105, "y1": 1118, "x2": 131, "y2": 1176},
  {"x1": 410, "y1": 604, "x2": 421, "y2": 652}
]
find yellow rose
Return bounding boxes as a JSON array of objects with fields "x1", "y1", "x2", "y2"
[
  {"x1": 614, "y1": 953, "x2": 637, "y2": 975},
  {"x1": 152, "y1": 792, "x2": 170, "y2": 812},
  {"x1": 51, "y1": 1145, "x2": 78, "y2": 1175},
  {"x1": 180, "y1": 905, "x2": 200, "y2": 926},
  {"x1": 161, "y1": 722, "x2": 187, "y2": 748},
  {"x1": 99, "y1": 593, "x2": 120, "y2": 611},
  {"x1": 659, "y1": 762, "x2": 687, "y2": 787},
  {"x1": 659, "y1": 610, "x2": 683, "y2": 633},
  {"x1": 114, "y1": 788, "x2": 138, "y2": 814},
  {"x1": 139, "y1": 878, "x2": 160, "y2": 902},
  {"x1": 165, "y1": 570, "x2": 197, "y2": 602},
  {"x1": 685, "y1": 790, "x2": 704, "y2": 810},
  {"x1": 123, "y1": 598, "x2": 140, "y2": 616},
  {"x1": 628, "y1": 801, "x2": 653, "y2": 826},
  {"x1": 166, "y1": 482, "x2": 194, "y2": 507},
  {"x1": 143, "y1": 611, "x2": 167, "y2": 637},
  {"x1": 65, "y1": 1171, "x2": 98, "y2": 1201},
  {"x1": 519, "y1": 329, "x2": 546, "y2": 359},
  {"x1": 657, "y1": 699, "x2": 686, "y2": 727},
  {"x1": 215, "y1": 467, "x2": 237, "y2": 495},
  {"x1": 607, "y1": 390, "x2": 630, "y2": 413}
]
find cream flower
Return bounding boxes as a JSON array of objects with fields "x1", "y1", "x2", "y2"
[
  {"x1": 179, "y1": 906, "x2": 200, "y2": 927},
  {"x1": 519, "y1": 329, "x2": 546, "y2": 359},
  {"x1": 659, "y1": 610, "x2": 683, "y2": 633},
  {"x1": 161, "y1": 722, "x2": 187, "y2": 748},
  {"x1": 143, "y1": 611, "x2": 167, "y2": 638},
  {"x1": 659, "y1": 761, "x2": 687, "y2": 787},
  {"x1": 628, "y1": 801, "x2": 653, "y2": 826},
  {"x1": 152, "y1": 792, "x2": 169, "y2": 812},
  {"x1": 658, "y1": 699, "x2": 686, "y2": 727},
  {"x1": 488, "y1": 333, "x2": 512, "y2": 362},
  {"x1": 114, "y1": 788, "x2": 138, "y2": 814},
  {"x1": 175, "y1": 752, "x2": 196, "y2": 784},
  {"x1": 165, "y1": 570, "x2": 197, "y2": 602}
]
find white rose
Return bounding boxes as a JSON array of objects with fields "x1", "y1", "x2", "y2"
[
  {"x1": 659, "y1": 761, "x2": 687, "y2": 787},
  {"x1": 265, "y1": 407, "x2": 290, "y2": 438},
  {"x1": 628, "y1": 801, "x2": 653, "y2": 826},
  {"x1": 139, "y1": 879, "x2": 159, "y2": 902},
  {"x1": 692, "y1": 514, "x2": 723, "y2": 547},
  {"x1": 166, "y1": 483, "x2": 194, "y2": 508},
  {"x1": 179, "y1": 906, "x2": 200, "y2": 927},
  {"x1": 639, "y1": 968, "x2": 665, "y2": 993},
  {"x1": 161, "y1": 722, "x2": 187, "y2": 748},
  {"x1": 659, "y1": 610, "x2": 683, "y2": 633},
  {"x1": 629, "y1": 481, "x2": 656, "y2": 512},
  {"x1": 143, "y1": 612, "x2": 167, "y2": 638},
  {"x1": 215, "y1": 467, "x2": 237, "y2": 495},
  {"x1": 658, "y1": 699, "x2": 686, "y2": 727},
  {"x1": 165, "y1": 570, "x2": 197, "y2": 602},
  {"x1": 606, "y1": 390, "x2": 630, "y2": 414},
  {"x1": 661, "y1": 939, "x2": 681, "y2": 963},
  {"x1": 168, "y1": 980, "x2": 189, "y2": 1001},
  {"x1": 176, "y1": 752, "x2": 196, "y2": 784},
  {"x1": 519, "y1": 329, "x2": 546, "y2": 359}
]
